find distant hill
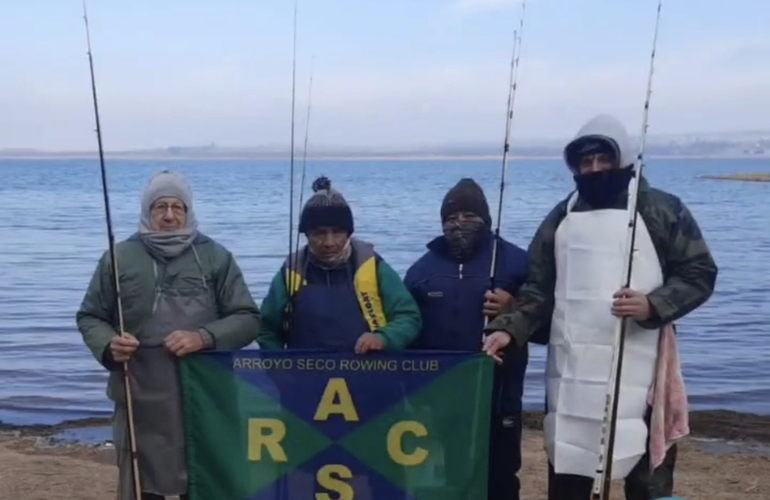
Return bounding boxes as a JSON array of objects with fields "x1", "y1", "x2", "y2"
[{"x1": 2, "y1": 132, "x2": 769, "y2": 160}]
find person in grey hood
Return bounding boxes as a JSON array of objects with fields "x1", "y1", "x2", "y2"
[
  {"x1": 482, "y1": 115, "x2": 717, "y2": 499},
  {"x1": 137, "y1": 169, "x2": 200, "y2": 260},
  {"x1": 76, "y1": 170, "x2": 262, "y2": 500}
]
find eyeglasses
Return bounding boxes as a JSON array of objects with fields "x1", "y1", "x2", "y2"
[{"x1": 151, "y1": 202, "x2": 186, "y2": 215}]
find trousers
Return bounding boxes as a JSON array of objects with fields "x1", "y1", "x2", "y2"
[
  {"x1": 488, "y1": 412, "x2": 523, "y2": 500},
  {"x1": 547, "y1": 407, "x2": 677, "y2": 500}
]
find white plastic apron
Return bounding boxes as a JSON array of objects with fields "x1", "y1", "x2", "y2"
[{"x1": 544, "y1": 184, "x2": 663, "y2": 479}]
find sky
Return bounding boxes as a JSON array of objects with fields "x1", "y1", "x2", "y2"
[{"x1": 1, "y1": 0, "x2": 769, "y2": 151}]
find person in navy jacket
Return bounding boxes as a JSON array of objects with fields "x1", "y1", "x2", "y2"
[{"x1": 404, "y1": 178, "x2": 530, "y2": 500}]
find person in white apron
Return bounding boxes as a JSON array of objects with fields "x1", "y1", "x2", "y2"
[
  {"x1": 482, "y1": 115, "x2": 717, "y2": 500},
  {"x1": 77, "y1": 171, "x2": 262, "y2": 500}
]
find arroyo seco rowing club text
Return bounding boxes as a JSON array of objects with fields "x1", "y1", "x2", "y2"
[{"x1": 233, "y1": 356, "x2": 441, "y2": 372}]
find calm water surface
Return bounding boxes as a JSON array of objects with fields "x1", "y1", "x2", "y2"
[{"x1": 0, "y1": 157, "x2": 768, "y2": 425}]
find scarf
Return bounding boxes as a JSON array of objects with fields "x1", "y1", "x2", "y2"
[
  {"x1": 308, "y1": 238, "x2": 353, "y2": 269},
  {"x1": 138, "y1": 227, "x2": 198, "y2": 261}
]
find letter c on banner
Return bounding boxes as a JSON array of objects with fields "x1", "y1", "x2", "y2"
[
  {"x1": 315, "y1": 464, "x2": 354, "y2": 500},
  {"x1": 387, "y1": 421, "x2": 429, "y2": 466}
]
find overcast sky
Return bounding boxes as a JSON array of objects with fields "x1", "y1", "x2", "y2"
[{"x1": 2, "y1": 0, "x2": 769, "y2": 151}]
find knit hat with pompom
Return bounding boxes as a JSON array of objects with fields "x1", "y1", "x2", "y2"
[{"x1": 298, "y1": 176, "x2": 354, "y2": 235}]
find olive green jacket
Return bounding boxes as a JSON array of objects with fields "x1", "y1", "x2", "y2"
[
  {"x1": 485, "y1": 177, "x2": 718, "y2": 347},
  {"x1": 76, "y1": 233, "x2": 261, "y2": 396}
]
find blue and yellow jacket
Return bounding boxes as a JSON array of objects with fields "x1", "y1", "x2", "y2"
[{"x1": 258, "y1": 238, "x2": 421, "y2": 351}]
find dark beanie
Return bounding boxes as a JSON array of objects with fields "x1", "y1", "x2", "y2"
[
  {"x1": 564, "y1": 136, "x2": 619, "y2": 172},
  {"x1": 298, "y1": 176, "x2": 354, "y2": 235},
  {"x1": 440, "y1": 178, "x2": 492, "y2": 226}
]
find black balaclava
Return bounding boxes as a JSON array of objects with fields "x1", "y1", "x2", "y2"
[
  {"x1": 566, "y1": 137, "x2": 634, "y2": 209},
  {"x1": 440, "y1": 178, "x2": 492, "y2": 261}
]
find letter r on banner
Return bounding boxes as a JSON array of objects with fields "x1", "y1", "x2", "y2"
[{"x1": 248, "y1": 418, "x2": 287, "y2": 462}]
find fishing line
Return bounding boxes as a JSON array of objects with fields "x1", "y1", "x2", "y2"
[
  {"x1": 286, "y1": 0, "x2": 299, "y2": 335},
  {"x1": 292, "y1": 56, "x2": 315, "y2": 266}
]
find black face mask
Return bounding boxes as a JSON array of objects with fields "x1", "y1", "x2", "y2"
[{"x1": 573, "y1": 167, "x2": 635, "y2": 209}]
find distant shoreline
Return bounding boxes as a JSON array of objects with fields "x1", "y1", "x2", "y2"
[
  {"x1": 1, "y1": 153, "x2": 770, "y2": 162},
  {"x1": 701, "y1": 173, "x2": 770, "y2": 182}
]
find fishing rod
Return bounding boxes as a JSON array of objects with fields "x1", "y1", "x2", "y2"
[
  {"x1": 292, "y1": 57, "x2": 315, "y2": 264},
  {"x1": 286, "y1": 0, "x2": 299, "y2": 333},
  {"x1": 486, "y1": 0, "x2": 526, "y2": 329},
  {"x1": 81, "y1": 3, "x2": 142, "y2": 499},
  {"x1": 473, "y1": 11, "x2": 523, "y2": 457},
  {"x1": 591, "y1": 1, "x2": 663, "y2": 499}
]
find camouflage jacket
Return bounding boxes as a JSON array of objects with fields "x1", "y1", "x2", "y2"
[{"x1": 485, "y1": 176, "x2": 718, "y2": 347}]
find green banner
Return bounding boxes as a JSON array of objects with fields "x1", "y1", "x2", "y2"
[{"x1": 180, "y1": 350, "x2": 495, "y2": 500}]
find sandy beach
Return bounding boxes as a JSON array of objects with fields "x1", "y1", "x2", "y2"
[{"x1": 1, "y1": 411, "x2": 768, "y2": 500}]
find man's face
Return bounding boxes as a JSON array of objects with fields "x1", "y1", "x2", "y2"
[
  {"x1": 578, "y1": 152, "x2": 615, "y2": 175},
  {"x1": 307, "y1": 226, "x2": 348, "y2": 259},
  {"x1": 150, "y1": 196, "x2": 187, "y2": 231}
]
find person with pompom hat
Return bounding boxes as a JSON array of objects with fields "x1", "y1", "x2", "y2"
[
  {"x1": 257, "y1": 176, "x2": 422, "y2": 352},
  {"x1": 404, "y1": 177, "x2": 532, "y2": 500}
]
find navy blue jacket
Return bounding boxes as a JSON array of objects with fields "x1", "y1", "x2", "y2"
[{"x1": 404, "y1": 231, "x2": 529, "y2": 415}]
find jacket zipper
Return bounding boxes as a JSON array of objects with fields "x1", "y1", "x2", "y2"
[{"x1": 453, "y1": 263, "x2": 463, "y2": 347}]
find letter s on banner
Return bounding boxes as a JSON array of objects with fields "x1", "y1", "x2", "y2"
[{"x1": 315, "y1": 464, "x2": 354, "y2": 500}]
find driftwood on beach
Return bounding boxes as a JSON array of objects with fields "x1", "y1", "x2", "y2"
[{"x1": 701, "y1": 173, "x2": 770, "y2": 182}]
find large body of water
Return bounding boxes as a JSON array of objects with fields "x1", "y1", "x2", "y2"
[{"x1": 0, "y1": 157, "x2": 768, "y2": 425}]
